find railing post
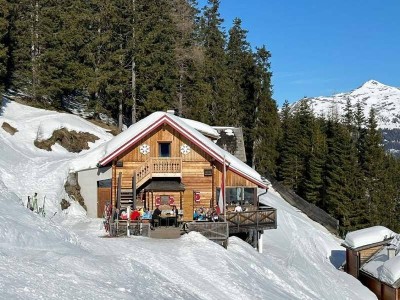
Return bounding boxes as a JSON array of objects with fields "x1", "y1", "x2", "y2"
[
  {"x1": 132, "y1": 171, "x2": 136, "y2": 210},
  {"x1": 117, "y1": 172, "x2": 122, "y2": 210}
]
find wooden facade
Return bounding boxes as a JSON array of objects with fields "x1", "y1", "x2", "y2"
[{"x1": 106, "y1": 123, "x2": 260, "y2": 222}]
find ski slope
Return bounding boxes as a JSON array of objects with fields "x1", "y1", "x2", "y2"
[{"x1": 0, "y1": 99, "x2": 376, "y2": 299}]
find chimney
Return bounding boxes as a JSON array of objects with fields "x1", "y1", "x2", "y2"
[
  {"x1": 388, "y1": 246, "x2": 396, "y2": 259},
  {"x1": 166, "y1": 109, "x2": 175, "y2": 115}
]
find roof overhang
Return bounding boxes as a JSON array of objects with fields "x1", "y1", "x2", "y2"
[
  {"x1": 98, "y1": 114, "x2": 267, "y2": 189},
  {"x1": 341, "y1": 239, "x2": 392, "y2": 251},
  {"x1": 143, "y1": 180, "x2": 185, "y2": 192}
]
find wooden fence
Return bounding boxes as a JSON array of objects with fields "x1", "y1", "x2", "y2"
[
  {"x1": 186, "y1": 222, "x2": 229, "y2": 247},
  {"x1": 265, "y1": 174, "x2": 339, "y2": 234},
  {"x1": 224, "y1": 208, "x2": 277, "y2": 232},
  {"x1": 110, "y1": 221, "x2": 151, "y2": 237}
]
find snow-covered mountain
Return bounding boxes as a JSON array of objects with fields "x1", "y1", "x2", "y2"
[
  {"x1": 0, "y1": 98, "x2": 375, "y2": 299},
  {"x1": 291, "y1": 80, "x2": 400, "y2": 154}
]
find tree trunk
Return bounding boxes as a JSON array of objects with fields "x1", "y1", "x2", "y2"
[
  {"x1": 131, "y1": 0, "x2": 136, "y2": 124},
  {"x1": 119, "y1": 90, "x2": 123, "y2": 132},
  {"x1": 31, "y1": 0, "x2": 39, "y2": 100}
]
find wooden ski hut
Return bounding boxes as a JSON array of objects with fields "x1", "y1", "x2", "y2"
[
  {"x1": 79, "y1": 111, "x2": 276, "y2": 239},
  {"x1": 342, "y1": 226, "x2": 400, "y2": 300}
]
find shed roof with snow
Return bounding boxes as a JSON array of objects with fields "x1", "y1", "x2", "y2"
[{"x1": 343, "y1": 226, "x2": 396, "y2": 249}]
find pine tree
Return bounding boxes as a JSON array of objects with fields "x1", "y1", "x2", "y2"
[
  {"x1": 342, "y1": 97, "x2": 353, "y2": 128},
  {"x1": 252, "y1": 45, "x2": 279, "y2": 175},
  {"x1": 7, "y1": 0, "x2": 71, "y2": 105},
  {"x1": 170, "y1": 0, "x2": 200, "y2": 117},
  {"x1": 227, "y1": 18, "x2": 264, "y2": 164},
  {"x1": 277, "y1": 100, "x2": 303, "y2": 190},
  {"x1": 198, "y1": 0, "x2": 232, "y2": 125},
  {"x1": 134, "y1": 0, "x2": 178, "y2": 118},
  {"x1": 362, "y1": 108, "x2": 388, "y2": 226},
  {"x1": 293, "y1": 99, "x2": 315, "y2": 194},
  {"x1": 354, "y1": 100, "x2": 367, "y2": 164},
  {"x1": 8, "y1": 0, "x2": 40, "y2": 100},
  {"x1": 226, "y1": 18, "x2": 252, "y2": 125},
  {"x1": 323, "y1": 117, "x2": 354, "y2": 234},
  {"x1": 302, "y1": 118, "x2": 327, "y2": 205}
]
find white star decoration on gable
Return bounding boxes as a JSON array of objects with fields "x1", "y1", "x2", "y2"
[
  {"x1": 180, "y1": 144, "x2": 191, "y2": 155},
  {"x1": 139, "y1": 144, "x2": 150, "y2": 155}
]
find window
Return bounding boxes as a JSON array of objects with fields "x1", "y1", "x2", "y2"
[
  {"x1": 243, "y1": 188, "x2": 256, "y2": 204},
  {"x1": 216, "y1": 187, "x2": 257, "y2": 205},
  {"x1": 159, "y1": 142, "x2": 171, "y2": 157}
]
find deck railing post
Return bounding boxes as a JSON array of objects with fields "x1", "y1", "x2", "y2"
[
  {"x1": 117, "y1": 172, "x2": 122, "y2": 210},
  {"x1": 132, "y1": 171, "x2": 136, "y2": 210}
]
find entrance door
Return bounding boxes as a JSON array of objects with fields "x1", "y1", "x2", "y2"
[{"x1": 97, "y1": 187, "x2": 111, "y2": 218}]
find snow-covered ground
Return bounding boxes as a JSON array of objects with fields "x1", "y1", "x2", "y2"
[{"x1": 0, "y1": 99, "x2": 376, "y2": 299}]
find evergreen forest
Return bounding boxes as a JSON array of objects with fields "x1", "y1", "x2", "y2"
[{"x1": 0, "y1": 0, "x2": 399, "y2": 236}]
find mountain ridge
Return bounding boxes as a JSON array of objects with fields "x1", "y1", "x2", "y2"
[{"x1": 291, "y1": 80, "x2": 400, "y2": 154}]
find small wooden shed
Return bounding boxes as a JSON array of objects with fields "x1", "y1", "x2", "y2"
[
  {"x1": 342, "y1": 226, "x2": 400, "y2": 300},
  {"x1": 343, "y1": 240, "x2": 391, "y2": 278}
]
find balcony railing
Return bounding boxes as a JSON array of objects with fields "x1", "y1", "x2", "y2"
[
  {"x1": 220, "y1": 207, "x2": 277, "y2": 232},
  {"x1": 136, "y1": 157, "x2": 182, "y2": 187}
]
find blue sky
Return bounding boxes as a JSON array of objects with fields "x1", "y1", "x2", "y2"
[{"x1": 197, "y1": 0, "x2": 400, "y2": 106}]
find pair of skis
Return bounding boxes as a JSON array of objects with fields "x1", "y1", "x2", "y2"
[
  {"x1": 27, "y1": 195, "x2": 46, "y2": 217},
  {"x1": 38, "y1": 196, "x2": 46, "y2": 217}
]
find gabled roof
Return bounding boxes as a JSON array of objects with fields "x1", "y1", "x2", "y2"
[{"x1": 97, "y1": 112, "x2": 267, "y2": 188}]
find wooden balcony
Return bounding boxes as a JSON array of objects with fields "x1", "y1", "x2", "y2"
[
  {"x1": 221, "y1": 207, "x2": 277, "y2": 233},
  {"x1": 136, "y1": 157, "x2": 182, "y2": 188}
]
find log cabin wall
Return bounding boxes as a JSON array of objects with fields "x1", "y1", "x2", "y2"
[{"x1": 109, "y1": 123, "x2": 258, "y2": 218}]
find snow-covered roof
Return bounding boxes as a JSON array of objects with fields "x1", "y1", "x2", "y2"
[
  {"x1": 381, "y1": 255, "x2": 400, "y2": 286},
  {"x1": 179, "y1": 117, "x2": 219, "y2": 139},
  {"x1": 73, "y1": 112, "x2": 267, "y2": 188},
  {"x1": 343, "y1": 226, "x2": 396, "y2": 249}
]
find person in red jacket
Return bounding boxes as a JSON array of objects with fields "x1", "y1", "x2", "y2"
[{"x1": 130, "y1": 209, "x2": 140, "y2": 220}]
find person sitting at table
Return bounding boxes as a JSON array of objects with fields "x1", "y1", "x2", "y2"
[
  {"x1": 138, "y1": 207, "x2": 144, "y2": 217},
  {"x1": 142, "y1": 208, "x2": 152, "y2": 219},
  {"x1": 234, "y1": 203, "x2": 243, "y2": 212},
  {"x1": 120, "y1": 210, "x2": 128, "y2": 220},
  {"x1": 197, "y1": 210, "x2": 206, "y2": 221},
  {"x1": 130, "y1": 208, "x2": 140, "y2": 221},
  {"x1": 151, "y1": 206, "x2": 162, "y2": 228},
  {"x1": 193, "y1": 209, "x2": 200, "y2": 220}
]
